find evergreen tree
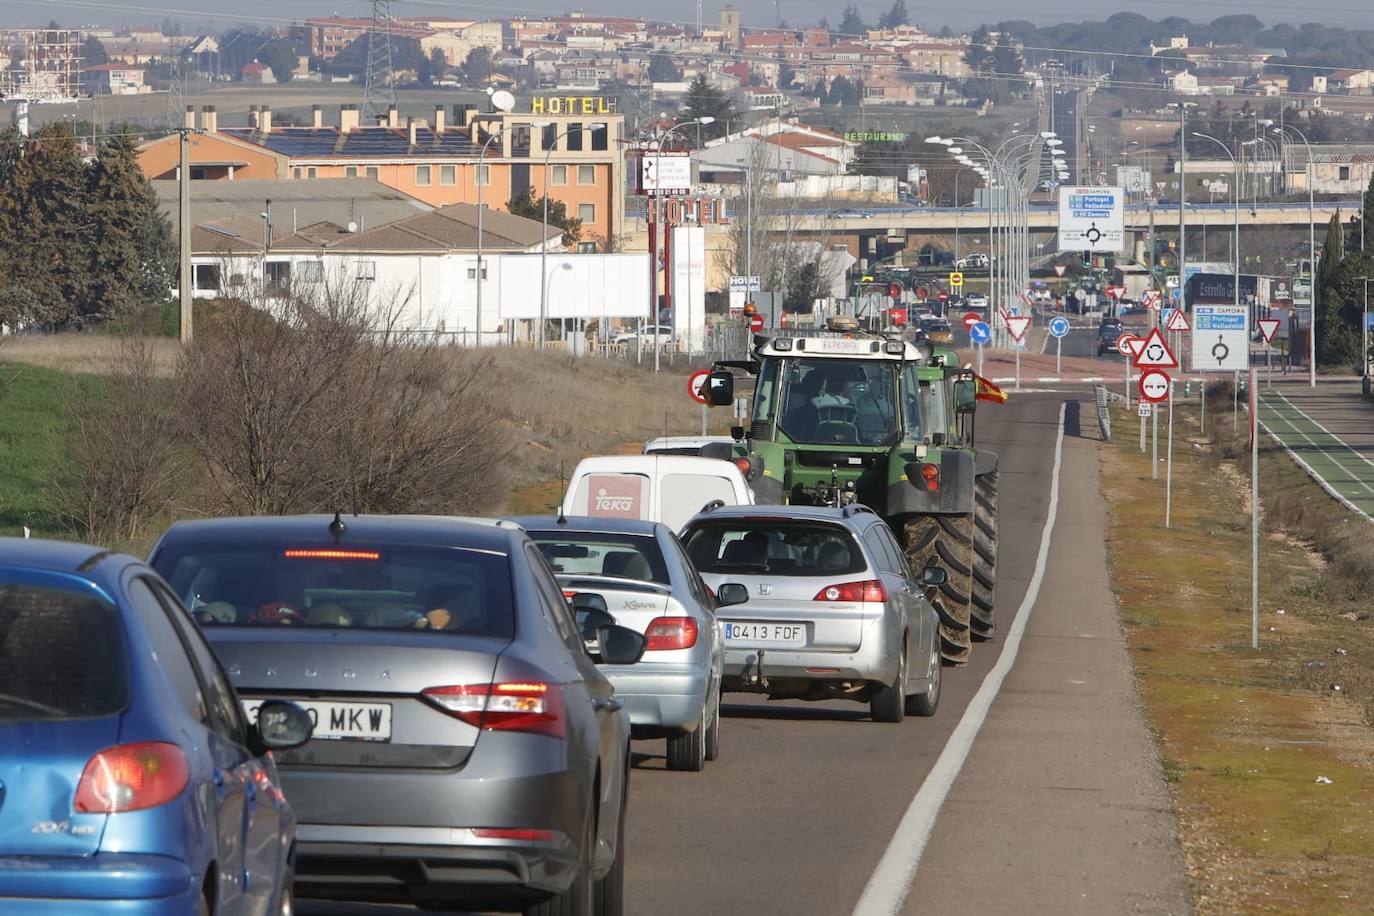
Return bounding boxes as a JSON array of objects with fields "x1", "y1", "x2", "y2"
[
  {"x1": 0, "y1": 124, "x2": 90, "y2": 327},
  {"x1": 838, "y1": 5, "x2": 866, "y2": 38},
  {"x1": 507, "y1": 188, "x2": 582, "y2": 243},
  {"x1": 84, "y1": 135, "x2": 175, "y2": 325},
  {"x1": 82, "y1": 36, "x2": 109, "y2": 66},
  {"x1": 879, "y1": 0, "x2": 909, "y2": 29},
  {"x1": 1314, "y1": 210, "x2": 1355, "y2": 367},
  {"x1": 683, "y1": 74, "x2": 732, "y2": 140},
  {"x1": 965, "y1": 26, "x2": 993, "y2": 73},
  {"x1": 648, "y1": 51, "x2": 680, "y2": 83}
]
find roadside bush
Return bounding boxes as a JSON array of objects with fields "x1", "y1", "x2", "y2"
[
  {"x1": 50, "y1": 336, "x2": 182, "y2": 544},
  {"x1": 174, "y1": 277, "x2": 509, "y2": 517}
]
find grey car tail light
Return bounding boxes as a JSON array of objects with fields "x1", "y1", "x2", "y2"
[
  {"x1": 812, "y1": 580, "x2": 887, "y2": 602},
  {"x1": 421, "y1": 682, "x2": 566, "y2": 739}
]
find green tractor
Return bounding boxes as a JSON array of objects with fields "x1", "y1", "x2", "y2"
[{"x1": 704, "y1": 329, "x2": 999, "y2": 665}]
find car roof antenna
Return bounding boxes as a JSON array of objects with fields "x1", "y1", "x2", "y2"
[
  {"x1": 556, "y1": 461, "x2": 568, "y2": 525},
  {"x1": 329, "y1": 511, "x2": 347, "y2": 542}
]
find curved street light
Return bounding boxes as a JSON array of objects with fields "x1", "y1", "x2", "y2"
[
  {"x1": 1273, "y1": 124, "x2": 1316, "y2": 386},
  {"x1": 538, "y1": 122, "x2": 605, "y2": 347}
]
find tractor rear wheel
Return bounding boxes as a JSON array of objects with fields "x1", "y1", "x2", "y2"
[
  {"x1": 904, "y1": 513, "x2": 974, "y2": 665},
  {"x1": 971, "y1": 470, "x2": 999, "y2": 641}
]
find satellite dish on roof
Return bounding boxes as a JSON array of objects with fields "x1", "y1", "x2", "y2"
[{"x1": 490, "y1": 90, "x2": 516, "y2": 113}]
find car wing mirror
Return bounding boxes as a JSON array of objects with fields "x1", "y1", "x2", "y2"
[
  {"x1": 574, "y1": 601, "x2": 616, "y2": 642},
  {"x1": 595, "y1": 624, "x2": 647, "y2": 665},
  {"x1": 919, "y1": 566, "x2": 949, "y2": 588},
  {"x1": 715, "y1": 582, "x2": 749, "y2": 607},
  {"x1": 250, "y1": 700, "x2": 314, "y2": 754}
]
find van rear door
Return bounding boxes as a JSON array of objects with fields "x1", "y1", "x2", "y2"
[{"x1": 568, "y1": 472, "x2": 652, "y2": 521}]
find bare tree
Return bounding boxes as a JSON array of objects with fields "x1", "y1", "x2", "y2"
[
  {"x1": 176, "y1": 269, "x2": 510, "y2": 517},
  {"x1": 52, "y1": 336, "x2": 184, "y2": 543}
]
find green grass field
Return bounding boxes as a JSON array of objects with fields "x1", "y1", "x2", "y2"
[{"x1": 0, "y1": 362, "x2": 100, "y2": 541}]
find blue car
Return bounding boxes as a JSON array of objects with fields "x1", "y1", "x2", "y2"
[{"x1": 0, "y1": 538, "x2": 314, "y2": 915}]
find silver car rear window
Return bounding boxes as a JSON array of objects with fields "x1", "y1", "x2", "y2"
[
  {"x1": 0, "y1": 584, "x2": 125, "y2": 720},
  {"x1": 529, "y1": 531, "x2": 669, "y2": 585},
  {"x1": 153, "y1": 545, "x2": 514, "y2": 639},
  {"x1": 683, "y1": 520, "x2": 866, "y2": 577}
]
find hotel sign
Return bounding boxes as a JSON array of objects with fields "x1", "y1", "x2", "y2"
[{"x1": 530, "y1": 96, "x2": 617, "y2": 115}]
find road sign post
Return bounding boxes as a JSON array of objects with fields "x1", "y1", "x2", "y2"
[
  {"x1": 1258, "y1": 318, "x2": 1279, "y2": 390},
  {"x1": 1251, "y1": 364, "x2": 1259, "y2": 650},
  {"x1": 1006, "y1": 314, "x2": 1031, "y2": 391},
  {"x1": 970, "y1": 321, "x2": 991, "y2": 377},
  {"x1": 1049, "y1": 316, "x2": 1070, "y2": 375},
  {"x1": 1166, "y1": 374, "x2": 1175, "y2": 529}
]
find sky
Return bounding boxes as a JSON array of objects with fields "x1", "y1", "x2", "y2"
[{"x1": 8, "y1": 0, "x2": 1374, "y2": 33}]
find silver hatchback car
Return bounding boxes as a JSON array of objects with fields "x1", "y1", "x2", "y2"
[
  {"x1": 514, "y1": 516, "x2": 731, "y2": 772},
  {"x1": 680, "y1": 504, "x2": 943, "y2": 722}
]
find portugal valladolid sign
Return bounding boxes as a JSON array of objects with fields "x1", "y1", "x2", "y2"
[{"x1": 1057, "y1": 186, "x2": 1125, "y2": 253}]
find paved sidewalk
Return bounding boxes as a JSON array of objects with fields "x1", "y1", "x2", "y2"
[
  {"x1": 1261, "y1": 379, "x2": 1374, "y2": 520},
  {"x1": 903, "y1": 416, "x2": 1191, "y2": 915}
]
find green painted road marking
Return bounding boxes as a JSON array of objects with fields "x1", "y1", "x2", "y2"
[{"x1": 1260, "y1": 392, "x2": 1374, "y2": 521}]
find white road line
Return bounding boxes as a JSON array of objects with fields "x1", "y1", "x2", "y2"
[{"x1": 851, "y1": 402, "x2": 1067, "y2": 916}]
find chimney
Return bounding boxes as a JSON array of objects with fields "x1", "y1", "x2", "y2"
[
  {"x1": 434, "y1": 105, "x2": 446, "y2": 135},
  {"x1": 312, "y1": 104, "x2": 323, "y2": 129},
  {"x1": 201, "y1": 105, "x2": 217, "y2": 133},
  {"x1": 248, "y1": 104, "x2": 259, "y2": 129},
  {"x1": 407, "y1": 117, "x2": 418, "y2": 147},
  {"x1": 340, "y1": 104, "x2": 359, "y2": 134},
  {"x1": 458, "y1": 103, "x2": 477, "y2": 127},
  {"x1": 184, "y1": 105, "x2": 196, "y2": 130},
  {"x1": 259, "y1": 106, "x2": 272, "y2": 134},
  {"x1": 387, "y1": 105, "x2": 399, "y2": 129}
]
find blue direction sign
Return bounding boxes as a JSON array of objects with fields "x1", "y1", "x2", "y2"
[
  {"x1": 1161, "y1": 307, "x2": 1174, "y2": 327},
  {"x1": 1048, "y1": 316, "x2": 1071, "y2": 339},
  {"x1": 970, "y1": 321, "x2": 992, "y2": 345}
]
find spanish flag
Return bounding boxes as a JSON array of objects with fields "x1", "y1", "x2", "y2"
[{"x1": 975, "y1": 374, "x2": 1008, "y2": 404}]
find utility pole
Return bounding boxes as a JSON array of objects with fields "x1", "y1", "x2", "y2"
[
  {"x1": 362, "y1": 0, "x2": 396, "y2": 125},
  {"x1": 178, "y1": 126, "x2": 193, "y2": 344}
]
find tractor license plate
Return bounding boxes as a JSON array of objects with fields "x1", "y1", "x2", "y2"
[{"x1": 722, "y1": 622, "x2": 807, "y2": 647}]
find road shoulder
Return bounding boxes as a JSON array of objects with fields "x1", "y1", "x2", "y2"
[{"x1": 902, "y1": 411, "x2": 1190, "y2": 915}]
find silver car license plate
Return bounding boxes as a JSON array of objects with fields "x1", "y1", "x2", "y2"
[
  {"x1": 242, "y1": 699, "x2": 392, "y2": 742},
  {"x1": 722, "y1": 622, "x2": 806, "y2": 647}
]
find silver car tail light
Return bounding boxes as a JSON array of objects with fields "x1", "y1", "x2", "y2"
[
  {"x1": 422, "y1": 683, "x2": 566, "y2": 739},
  {"x1": 812, "y1": 580, "x2": 886, "y2": 603}
]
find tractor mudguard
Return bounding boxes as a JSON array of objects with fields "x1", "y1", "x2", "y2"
[
  {"x1": 887, "y1": 447, "x2": 976, "y2": 515},
  {"x1": 975, "y1": 448, "x2": 999, "y2": 476}
]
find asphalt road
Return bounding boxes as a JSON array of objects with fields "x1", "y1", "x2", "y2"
[{"x1": 297, "y1": 392, "x2": 1085, "y2": 916}]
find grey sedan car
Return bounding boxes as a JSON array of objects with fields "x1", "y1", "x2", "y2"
[
  {"x1": 513, "y1": 516, "x2": 734, "y2": 772},
  {"x1": 680, "y1": 504, "x2": 943, "y2": 722},
  {"x1": 149, "y1": 514, "x2": 644, "y2": 915}
]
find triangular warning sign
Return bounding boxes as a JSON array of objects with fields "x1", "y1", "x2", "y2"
[
  {"x1": 1257, "y1": 318, "x2": 1280, "y2": 343},
  {"x1": 1005, "y1": 314, "x2": 1032, "y2": 344},
  {"x1": 1165, "y1": 309, "x2": 1190, "y2": 332},
  {"x1": 1131, "y1": 328, "x2": 1178, "y2": 369}
]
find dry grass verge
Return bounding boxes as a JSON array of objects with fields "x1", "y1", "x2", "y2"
[
  {"x1": 0, "y1": 332, "x2": 179, "y2": 376},
  {"x1": 1103, "y1": 398, "x2": 1374, "y2": 914}
]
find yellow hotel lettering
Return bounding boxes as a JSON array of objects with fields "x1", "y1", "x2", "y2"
[{"x1": 530, "y1": 96, "x2": 616, "y2": 115}]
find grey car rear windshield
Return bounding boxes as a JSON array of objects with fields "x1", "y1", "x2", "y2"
[
  {"x1": 684, "y1": 520, "x2": 866, "y2": 577},
  {"x1": 529, "y1": 531, "x2": 669, "y2": 585},
  {"x1": 153, "y1": 545, "x2": 514, "y2": 639},
  {"x1": 0, "y1": 584, "x2": 125, "y2": 720}
]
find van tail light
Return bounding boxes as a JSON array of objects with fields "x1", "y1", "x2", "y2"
[
  {"x1": 920, "y1": 463, "x2": 940, "y2": 491},
  {"x1": 422, "y1": 683, "x2": 566, "y2": 739},
  {"x1": 644, "y1": 616, "x2": 699, "y2": 651},
  {"x1": 74, "y1": 742, "x2": 190, "y2": 814},
  {"x1": 813, "y1": 580, "x2": 887, "y2": 603},
  {"x1": 473, "y1": 827, "x2": 555, "y2": 843}
]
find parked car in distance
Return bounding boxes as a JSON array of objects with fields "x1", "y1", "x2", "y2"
[
  {"x1": 955, "y1": 253, "x2": 989, "y2": 270},
  {"x1": 148, "y1": 515, "x2": 645, "y2": 915},
  {"x1": 642, "y1": 435, "x2": 736, "y2": 458},
  {"x1": 562, "y1": 454, "x2": 756, "y2": 533},
  {"x1": 612, "y1": 325, "x2": 673, "y2": 346},
  {"x1": 515, "y1": 516, "x2": 737, "y2": 771},
  {"x1": 0, "y1": 538, "x2": 312, "y2": 916},
  {"x1": 680, "y1": 505, "x2": 944, "y2": 723}
]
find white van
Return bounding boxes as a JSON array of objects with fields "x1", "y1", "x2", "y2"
[{"x1": 562, "y1": 455, "x2": 755, "y2": 533}]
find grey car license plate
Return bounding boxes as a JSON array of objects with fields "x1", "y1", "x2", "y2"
[
  {"x1": 722, "y1": 622, "x2": 806, "y2": 647},
  {"x1": 243, "y1": 699, "x2": 392, "y2": 742}
]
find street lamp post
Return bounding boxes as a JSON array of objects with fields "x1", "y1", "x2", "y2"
[
  {"x1": 1274, "y1": 125, "x2": 1316, "y2": 385},
  {"x1": 539, "y1": 123, "x2": 603, "y2": 348},
  {"x1": 474, "y1": 124, "x2": 513, "y2": 348},
  {"x1": 1192, "y1": 132, "x2": 1241, "y2": 332}
]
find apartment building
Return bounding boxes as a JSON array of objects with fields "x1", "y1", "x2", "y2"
[{"x1": 137, "y1": 101, "x2": 626, "y2": 248}]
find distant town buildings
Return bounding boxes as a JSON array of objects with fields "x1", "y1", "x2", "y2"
[{"x1": 0, "y1": 28, "x2": 81, "y2": 101}]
